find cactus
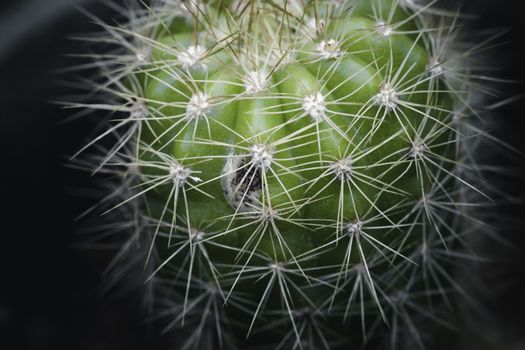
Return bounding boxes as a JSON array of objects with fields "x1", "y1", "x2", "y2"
[{"x1": 72, "y1": 0, "x2": 507, "y2": 349}]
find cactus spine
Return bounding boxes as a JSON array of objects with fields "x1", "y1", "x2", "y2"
[{"x1": 72, "y1": 0, "x2": 506, "y2": 348}]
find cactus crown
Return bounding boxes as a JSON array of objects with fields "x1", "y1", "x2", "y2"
[{"x1": 71, "y1": 0, "x2": 508, "y2": 349}]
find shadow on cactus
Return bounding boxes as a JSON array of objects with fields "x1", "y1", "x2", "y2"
[{"x1": 68, "y1": 0, "x2": 516, "y2": 349}]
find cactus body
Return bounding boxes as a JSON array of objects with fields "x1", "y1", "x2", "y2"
[{"x1": 75, "y1": 0, "x2": 501, "y2": 349}]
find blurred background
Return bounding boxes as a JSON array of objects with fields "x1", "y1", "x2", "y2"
[{"x1": 0, "y1": 0, "x2": 524, "y2": 349}]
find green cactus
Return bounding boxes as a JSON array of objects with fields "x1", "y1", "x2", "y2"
[{"x1": 72, "y1": 0, "x2": 505, "y2": 348}]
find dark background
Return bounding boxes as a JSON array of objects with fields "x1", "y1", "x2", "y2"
[{"x1": 0, "y1": 1, "x2": 524, "y2": 349}]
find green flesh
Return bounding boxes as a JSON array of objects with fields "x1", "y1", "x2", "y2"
[{"x1": 140, "y1": 0, "x2": 452, "y2": 266}]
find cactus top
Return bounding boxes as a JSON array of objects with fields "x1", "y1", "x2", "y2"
[{"x1": 77, "y1": 0, "x2": 498, "y2": 348}]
